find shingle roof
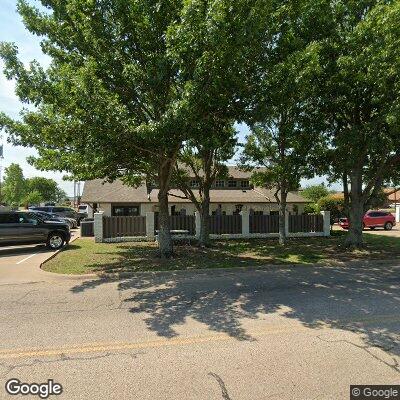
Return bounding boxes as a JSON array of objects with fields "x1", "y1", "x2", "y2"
[{"x1": 82, "y1": 179, "x2": 308, "y2": 204}]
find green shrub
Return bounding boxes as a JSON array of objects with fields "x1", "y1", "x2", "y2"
[{"x1": 318, "y1": 195, "x2": 345, "y2": 224}]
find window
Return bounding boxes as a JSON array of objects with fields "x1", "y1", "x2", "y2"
[
  {"x1": 215, "y1": 180, "x2": 225, "y2": 188},
  {"x1": 270, "y1": 211, "x2": 279, "y2": 216},
  {"x1": 0, "y1": 213, "x2": 18, "y2": 224},
  {"x1": 241, "y1": 180, "x2": 250, "y2": 188},
  {"x1": 18, "y1": 214, "x2": 38, "y2": 224},
  {"x1": 112, "y1": 206, "x2": 140, "y2": 216},
  {"x1": 253, "y1": 211, "x2": 264, "y2": 216},
  {"x1": 369, "y1": 211, "x2": 388, "y2": 217},
  {"x1": 228, "y1": 180, "x2": 237, "y2": 188},
  {"x1": 234, "y1": 204, "x2": 243, "y2": 215},
  {"x1": 190, "y1": 180, "x2": 200, "y2": 188}
]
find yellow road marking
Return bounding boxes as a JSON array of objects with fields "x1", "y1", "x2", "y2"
[{"x1": 1, "y1": 314, "x2": 398, "y2": 361}]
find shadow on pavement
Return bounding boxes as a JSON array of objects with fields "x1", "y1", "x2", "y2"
[{"x1": 70, "y1": 263, "x2": 400, "y2": 356}]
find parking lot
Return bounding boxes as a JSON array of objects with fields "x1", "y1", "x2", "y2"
[{"x1": 0, "y1": 229, "x2": 79, "y2": 284}]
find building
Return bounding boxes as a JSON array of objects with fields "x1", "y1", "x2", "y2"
[{"x1": 81, "y1": 167, "x2": 309, "y2": 217}]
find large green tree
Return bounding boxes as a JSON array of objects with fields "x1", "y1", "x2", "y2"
[
  {"x1": 26, "y1": 176, "x2": 60, "y2": 203},
  {"x1": 0, "y1": 0, "x2": 267, "y2": 257},
  {"x1": 305, "y1": 0, "x2": 400, "y2": 247},
  {"x1": 0, "y1": 0, "x2": 194, "y2": 257},
  {"x1": 2, "y1": 163, "x2": 26, "y2": 206},
  {"x1": 239, "y1": 0, "x2": 327, "y2": 244}
]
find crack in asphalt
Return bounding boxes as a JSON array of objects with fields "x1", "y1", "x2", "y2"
[
  {"x1": 0, "y1": 350, "x2": 146, "y2": 378},
  {"x1": 208, "y1": 372, "x2": 232, "y2": 400},
  {"x1": 317, "y1": 336, "x2": 400, "y2": 374}
]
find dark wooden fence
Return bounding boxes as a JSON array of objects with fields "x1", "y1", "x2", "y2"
[
  {"x1": 289, "y1": 214, "x2": 324, "y2": 233},
  {"x1": 103, "y1": 216, "x2": 146, "y2": 238},
  {"x1": 250, "y1": 215, "x2": 280, "y2": 234},
  {"x1": 154, "y1": 214, "x2": 196, "y2": 235},
  {"x1": 209, "y1": 215, "x2": 242, "y2": 234}
]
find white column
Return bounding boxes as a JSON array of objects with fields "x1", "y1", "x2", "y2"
[
  {"x1": 240, "y1": 211, "x2": 250, "y2": 236},
  {"x1": 396, "y1": 205, "x2": 400, "y2": 223},
  {"x1": 146, "y1": 212, "x2": 155, "y2": 240},
  {"x1": 285, "y1": 211, "x2": 289, "y2": 236},
  {"x1": 94, "y1": 211, "x2": 104, "y2": 243},
  {"x1": 195, "y1": 211, "x2": 201, "y2": 239},
  {"x1": 321, "y1": 211, "x2": 331, "y2": 236}
]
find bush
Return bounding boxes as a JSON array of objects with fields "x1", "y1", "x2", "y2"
[
  {"x1": 303, "y1": 203, "x2": 320, "y2": 214},
  {"x1": 318, "y1": 195, "x2": 345, "y2": 224}
]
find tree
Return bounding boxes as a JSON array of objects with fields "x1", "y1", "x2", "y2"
[
  {"x1": 304, "y1": 0, "x2": 400, "y2": 247},
  {"x1": 23, "y1": 190, "x2": 43, "y2": 207},
  {"x1": 26, "y1": 177, "x2": 59, "y2": 203},
  {"x1": 302, "y1": 184, "x2": 330, "y2": 204},
  {"x1": 2, "y1": 163, "x2": 26, "y2": 206},
  {"x1": 0, "y1": 0, "x2": 266, "y2": 258},
  {"x1": 318, "y1": 195, "x2": 345, "y2": 227},
  {"x1": 55, "y1": 187, "x2": 68, "y2": 204},
  {"x1": 239, "y1": 0, "x2": 326, "y2": 245},
  {"x1": 172, "y1": 123, "x2": 236, "y2": 246},
  {"x1": 0, "y1": 0, "x2": 194, "y2": 258}
]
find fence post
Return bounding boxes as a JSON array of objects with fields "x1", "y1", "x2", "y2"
[
  {"x1": 321, "y1": 211, "x2": 331, "y2": 236},
  {"x1": 94, "y1": 211, "x2": 104, "y2": 243},
  {"x1": 240, "y1": 211, "x2": 250, "y2": 236},
  {"x1": 195, "y1": 211, "x2": 201, "y2": 239},
  {"x1": 396, "y1": 205, "x2": 400, "y2": 223},
  {"x1": 146, "y1": 212, "x2": 155, "y2": 241},
  {"x1": 285, "y1": 212, "x2": 290, "y2": 236}
]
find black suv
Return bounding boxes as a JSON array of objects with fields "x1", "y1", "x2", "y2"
[{"x1": 0, "y1": 211, "x2": 71, "y2": 250}]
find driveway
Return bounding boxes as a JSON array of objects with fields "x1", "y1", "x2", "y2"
[
  {"x1": 0, "y1": 229, "x2": 80, "y2": 284},
  {"x1": 0, "y1": 260, "x2": 399, "y2": 399}
]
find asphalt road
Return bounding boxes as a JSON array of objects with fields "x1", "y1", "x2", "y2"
[{"x1": 0, "y1": 257, "x2": 399, "y2": 399}]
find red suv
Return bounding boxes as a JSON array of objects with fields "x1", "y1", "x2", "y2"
[{"x1": 339, "y1": 210, "x2": 396, "y2": 231}]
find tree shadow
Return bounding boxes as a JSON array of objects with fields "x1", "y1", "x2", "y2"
[{"x1": 70, "y1": 262, "x2": 400, "y2": 356}]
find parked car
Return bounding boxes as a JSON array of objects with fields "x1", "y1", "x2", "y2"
[
  {"x1": 0, "y1": 211, "x2": 70, "y2": 249},
  {"x1": 29, "y1": 206, "x2": 82, "y2": 225},
  {"x1": 28, "y1": 210, "x2": 77, "y2": 229},
  {"x1": 77, "y1": 204, "x2": 90, "y2": 219},
  {"x1": 339, "y1": 210, "x2": 396, "y2": 231}
]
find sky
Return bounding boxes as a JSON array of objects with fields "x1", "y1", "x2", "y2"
[{"x1": 0, "y1": 0, "x2": 333, "y2": 197}]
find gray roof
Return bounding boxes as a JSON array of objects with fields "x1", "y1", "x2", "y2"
[{"x1": 82, "y1": 179, "x2": 308, "y2": 204}]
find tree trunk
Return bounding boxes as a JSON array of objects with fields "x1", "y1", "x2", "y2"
[
  {"x1": 198, "y1": 197, "x2": 210, "y2": 247},
  {"x1": 278, "y1": 192, "x2": 288, "y2": 245},
  {"x1": 345, "y1": 171, "x2": 364, "y2": 248},
  {"x1": 157, "y1": 185, "x2": 173, "y2": 259}
]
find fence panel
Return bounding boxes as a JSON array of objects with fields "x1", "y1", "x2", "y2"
[
  {"x1": 209, "y1": 215, "x2": 242, "y2": 234},
  {"x1": 249, "y1": 215, "x2": 280, "y2": 233},
  {"x1": 154, "y1": 214, "x2": 196, "y2": 235},
  {"x1": 289, "y1": 214, "x2": 323, "y2": 233},
  {"x1": 103, "y1": 216, "x2": 146, "y2": 238}
]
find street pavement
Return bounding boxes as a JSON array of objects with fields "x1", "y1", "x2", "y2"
[{"x1": 0, "y1": 237, "x2": 399, "y2": 399}]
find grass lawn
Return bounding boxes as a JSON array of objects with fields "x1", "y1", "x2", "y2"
[{"x1": 42, "y1": 231, "x2": 400, "y2": 275}]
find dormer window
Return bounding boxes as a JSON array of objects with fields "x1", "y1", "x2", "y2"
[
  {"x1": 241, "y1": 180, "x2": 250, "y2": 188},
  {"x1": 228, "y1": 180, "x2": 237, "y2": 188},
  {"x1": 190, "y1": 180, "x2": 200, "y2": 188},
  {"x1": 215, "y1": 180, "x2": 225, "y2": 188}
]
